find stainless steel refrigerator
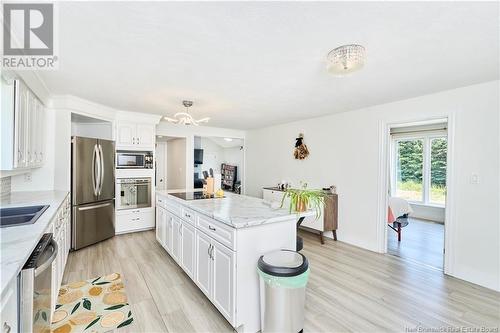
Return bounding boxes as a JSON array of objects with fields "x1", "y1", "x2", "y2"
[{"x1": 71, "y1": 136, "x2": 115, "y2": 250}]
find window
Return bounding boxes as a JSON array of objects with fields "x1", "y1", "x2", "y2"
[{"x1": 392, "y1": 134, "x2": 447, "y2": 206}]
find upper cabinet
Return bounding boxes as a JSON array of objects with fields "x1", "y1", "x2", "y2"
[
  {"x1": 116, "y1": 122, "x2": 155, "y2": 150},
  {"x1": 1, "y1": 78, "x2": 45, "y2": 170}
]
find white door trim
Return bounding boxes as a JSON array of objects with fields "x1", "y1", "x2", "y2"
[{"x1": 375, "y1": 114, "x2": 456, "y2": 275}]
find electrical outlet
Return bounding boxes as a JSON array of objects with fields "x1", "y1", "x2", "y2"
[{"x1": 24, "y1": 172, "x2": 32, "y2": 182}]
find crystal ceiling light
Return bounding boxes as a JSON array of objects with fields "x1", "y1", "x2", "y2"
[
  {"x1": 326, "y1": 44, "x2": 366, "y2": 76},
  {"x1": 163, "y1": 100, "x2": 210, "y2": 126}
]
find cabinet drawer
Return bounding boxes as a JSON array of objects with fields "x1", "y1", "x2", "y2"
[
  {"x1": 116, "y1": 209, "x2": 154, "y2": 233},
  {"x1": 156, "y1": 196, "x2": 167, "y2": 209},
  {"x1": 181, "y1": 207, "x2": 196, "y2": 226},
  {"x1": 165, "y1": 199, "x2": 182, "y2": 216},
  {"x1": 197, "y1": 216, "x2": 235, "y2": 250}
]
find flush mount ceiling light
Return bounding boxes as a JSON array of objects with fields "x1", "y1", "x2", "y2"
[
  {"x1": 224, "y1": 138, "x2": 233, "y2": 142},
  {"x1": 326, "y1": 44, "x2": 366, "y2": 76},
  {"x1": 163, "y1": 100, "x2": 210, "y2": 126}
]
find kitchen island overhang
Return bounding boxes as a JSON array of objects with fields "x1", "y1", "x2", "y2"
[{"x1": 155, "y1": 190, "x2": 312, "y2": 333}]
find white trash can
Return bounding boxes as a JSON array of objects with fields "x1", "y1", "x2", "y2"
[{"x1": 257, "y1": 249, "x2": 310, "y2": 333}]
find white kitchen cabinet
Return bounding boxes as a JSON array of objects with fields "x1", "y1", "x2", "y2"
[
  {"x1": 211, "y1": 241, "x2": 235, "y2": 322},
  {"x1": 155, "y1": 206, "x2": 167, "y2": 246},
  {"x1": 171, "y1": 216, "x2": 182, "y2": 264},
  {"x1": 164, "y1": 210, "x2": 173, "y2": 253},
  {"x1": 181, "y1": 222, "x2": 196, "y2": 280},
  {"x1": 51, "y1": 194, "x2": 71, "y2": 314},
  {"x1": 116, "y1": 122, "x2": 155, "y2": 149},
  {"x1": 0, "y1": 278, "x2": 19, "y2": 333},
  {"x1": 116, "y1": 208, "x2": 155, "y2": 234},
  {"x1": 195, "y1": 230, "x2": 212, "y2": 297},
  {"x1": 1, "y1": 78, "x2": 45, "y2": 170}
]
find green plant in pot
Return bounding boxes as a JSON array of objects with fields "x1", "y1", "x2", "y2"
[{"x1": 280, "y1": 182, "x2": 326, "y2": 219}]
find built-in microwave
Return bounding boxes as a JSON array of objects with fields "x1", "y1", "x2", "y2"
[{"x1": 116, "y1": 151, "x2": 153, "y2": 169}]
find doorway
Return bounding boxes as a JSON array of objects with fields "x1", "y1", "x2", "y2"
[
  {"x1": 385, "y1": 119, "x2": 449, "y2": 270},
  {"x1": 155, "y1": 136, "x2": 187, "y2": 191}
]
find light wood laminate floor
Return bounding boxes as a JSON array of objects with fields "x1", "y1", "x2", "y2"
[
  {"x1": 388, "y1": 218, "x2": 444, "y2": 269},
  {"x1": 63, "y1": 230, "x2": 500, "y2": 333}
]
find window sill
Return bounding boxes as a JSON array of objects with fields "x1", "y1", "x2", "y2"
[{"x1": 409, "y1": 201, "x2": 445, "y2": 209}]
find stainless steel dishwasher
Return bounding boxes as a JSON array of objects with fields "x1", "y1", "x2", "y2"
[{"x1": 19, "y1": 233, "x2": 58, "y2": 333}]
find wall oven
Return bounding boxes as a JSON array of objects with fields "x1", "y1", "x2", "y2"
[
  {"x1": 117, "y1": 178, "x2": 152, "y2": 210},
  {"x1": 116, "y1": 151, "x2": 153, "y2": 169}
]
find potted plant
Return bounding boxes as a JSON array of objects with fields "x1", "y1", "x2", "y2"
[{"x1": 280, "y1": 182, "x2": 326, "y2": 219}]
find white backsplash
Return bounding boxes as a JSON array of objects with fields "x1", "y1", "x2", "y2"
[{"x1": 1, "y1": 176, "x2": 12, "y2": 198}]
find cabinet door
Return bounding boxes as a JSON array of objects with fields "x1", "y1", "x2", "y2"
[
  {"x1": 155, "y1": 207, "x2": 163, "y2": 244},
  {"x1": 14, "y1": 80, "x2": 28, "y2": 168},
  {"x1": 135, "y1": 124, "x2": 154, "y2": 148},
  {"x1": 171, "y1": 217, "x2": 182, "y2": 263},
  {"x1": 35, "y1": 98, "x2": 44, "y2": 165},
  {"x1": 0, "y1": 280, "x2": 18, "y2": 333},
  {"x1": 116, "y1": 123, "x2": 136, "y2": 147},
  {"x1": 212, "y1": 241, "x2": 235, "y2": 323},
  {"x1": 195, "y1": 231, "x2": 212, "y2": 297},
  {"x1": 27, "y1": 91, "x2": 37, "y2": 166},
  {"x1": 181, "y1": 223, "x2": 196, "y2": 279},
  {"x1": 164, "y1": 211, "x2": 172, "y2": 253}
]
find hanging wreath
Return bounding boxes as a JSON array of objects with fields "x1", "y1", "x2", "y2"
[{"x1": 294, "y1": 133, "x2": 309, "y2": 160}]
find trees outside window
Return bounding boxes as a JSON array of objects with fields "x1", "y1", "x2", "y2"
[{"x1": 392, "y1": 135, "x2": 447, "y2": 206}]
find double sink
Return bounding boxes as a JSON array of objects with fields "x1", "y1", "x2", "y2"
[{"x1": 0, "y1": 205, "x2": 50, "y2": 228}]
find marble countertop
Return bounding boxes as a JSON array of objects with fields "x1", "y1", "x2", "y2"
[
  {"x1": 0, "y1": 190, "x2": 69, "y2": 295},
  {"x1": 156, "y1": 190, "x2": 312, "y2": 229}
]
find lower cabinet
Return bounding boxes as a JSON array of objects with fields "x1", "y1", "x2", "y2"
[
  {"x1": 156, "y1": 203, "x2": 235, "y2": 325},
  {"x1": 211, "y1": 241, "x2": 235, "y2": 321},
  {"x1": 0, "y1": 279, "x2": 18, "y2": 333},
  {"x1": 51, "y1": 194, "x2": 71, "y2": 314},
  {"x1": 194, "y1": 231, "x2": 212, "y2": 297},
  {"x1": 116, "y1": 208, "x2": 155, "y2": 234},
  {"x1": 181, "y1": 223, "x2": 196, "y2": 280},
  {"x1": 194, "y1": 230, "x2": 235, "y2": 323},
  {"x1": 171, "y1": 216, "x2": 182, "y2": 263}
]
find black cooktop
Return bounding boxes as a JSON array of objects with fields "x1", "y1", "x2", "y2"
[{"x1": 169, "y1": 191, "x2": 224, "y2": 201}]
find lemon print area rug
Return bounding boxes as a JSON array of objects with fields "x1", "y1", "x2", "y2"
[{"x1": 51, "y1": 273, "x2": 134, "y2": 333}]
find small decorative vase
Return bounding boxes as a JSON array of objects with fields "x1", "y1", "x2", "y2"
[{"x1": 296, "y1": 199, "x2": 307, "y2": 212}]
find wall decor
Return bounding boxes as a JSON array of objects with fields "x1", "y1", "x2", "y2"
[{"x1": 294, "y1": 133, "x2": 309, "y2": 160}]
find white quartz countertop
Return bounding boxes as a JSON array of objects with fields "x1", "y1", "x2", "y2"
[
  {"x1": 0, "y1": 190, "x2": 69, "y2": 295},
  {"x1": 156, "y1": 190, "x2": 312, "y2": 228}
]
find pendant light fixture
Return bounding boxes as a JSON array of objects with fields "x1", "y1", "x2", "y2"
[{"x1": 163, "y1": 100, "x2": 210, "y2": 126}]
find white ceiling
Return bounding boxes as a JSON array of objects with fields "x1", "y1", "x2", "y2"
[{"x1": 40, "y1": 2, "x2": 499, "y2": 129}]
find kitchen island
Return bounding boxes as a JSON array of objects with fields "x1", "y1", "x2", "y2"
[{"x1": 155, "y1": 190, "x2": 307, "y2": 333}]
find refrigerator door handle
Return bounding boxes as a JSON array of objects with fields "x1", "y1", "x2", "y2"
[
  {"x1": 91, "y1": 144, "x2": 98, "y2": 196},
  {"x1": 98, "y1": 143, "x2": 104, "y2": 196},
  {"x1": 78, "y1": 202, "x2": 113, "y2": 211}
]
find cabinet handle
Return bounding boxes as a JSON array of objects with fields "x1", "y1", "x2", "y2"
[
  {"x1": 210, "y1": 244, "x2": 214, "y2": 260},
  {"x1": 208, "y1": 225, "x2": 216, "y2": 232},
  {"x1": 207, "y1": 244, "x2": 211, "y2": 258},
  {"x1": 3, "y1": 321, "x2": 11, "y2": 333},
  {"x1": 185, "y1": 213, "x2": 191, "y2": 218}
]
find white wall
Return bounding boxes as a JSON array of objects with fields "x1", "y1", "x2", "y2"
[
  {"x1": 166, "y1": 138, "x2": 187, "y2": 190},
  {"x1": 245, "y1": 81, "x2": 500, "y2": 291}
]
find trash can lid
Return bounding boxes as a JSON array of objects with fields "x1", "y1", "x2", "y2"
[{"x1": 258, "y1": 249, "x2": 309, "y2": 277}]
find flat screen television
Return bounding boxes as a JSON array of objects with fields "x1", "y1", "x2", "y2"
[{"x1": 194, "y1": 149, "x2": 204, "y2": 165}]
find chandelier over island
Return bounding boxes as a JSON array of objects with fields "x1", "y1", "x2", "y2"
[{"x1": 164, "y1": 100, "x2": 210, "y2": 126}]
